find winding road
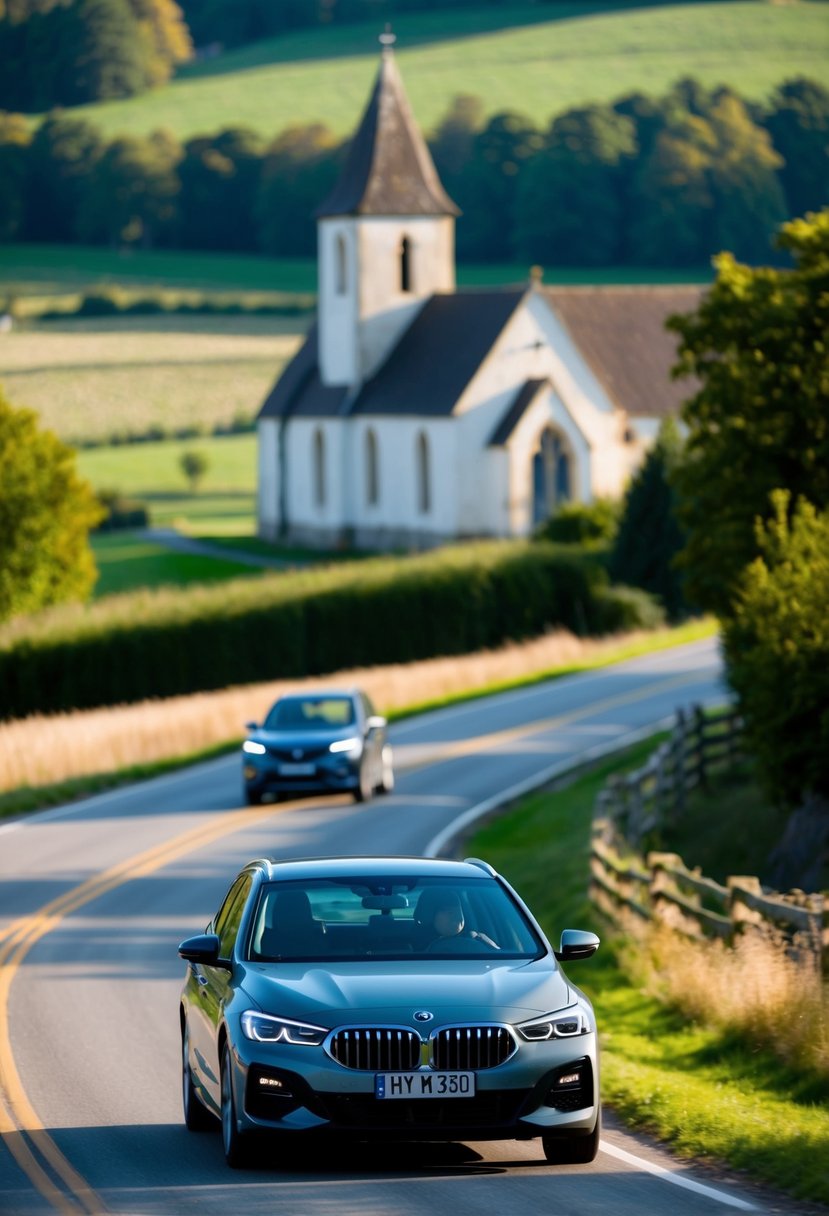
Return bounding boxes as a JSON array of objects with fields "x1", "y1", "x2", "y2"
[{"x1": 0, "y1": 638, "x2": 795, "y2": 1214}]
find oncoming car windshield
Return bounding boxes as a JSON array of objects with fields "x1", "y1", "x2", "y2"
[
  {"x1": 263, "y1": 696, "x2": 356, "y2": 731},
  {"x1": 247, "y1": 876, "x2": 544, "y2": 962}
]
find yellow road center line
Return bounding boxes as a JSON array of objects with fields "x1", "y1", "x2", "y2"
[{"x1": 0, "y1": 802, "x2": 290, "y2": 1213}]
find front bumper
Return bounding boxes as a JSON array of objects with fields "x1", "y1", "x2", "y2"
[
  {"x1": 243, "y1": 758, "x2": 359, "y2": 797},
  {"x1": 227, "y1": 1031, "x2": 599, "y2": 1142}
]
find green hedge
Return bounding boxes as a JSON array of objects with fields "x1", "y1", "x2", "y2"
[{"x1": 0, "y1": 541, "x2": 663, "y2": 720}]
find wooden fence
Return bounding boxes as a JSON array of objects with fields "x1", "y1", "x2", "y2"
[{"x1": 590, "y1": 707, "x2": 829, "y2": 968}]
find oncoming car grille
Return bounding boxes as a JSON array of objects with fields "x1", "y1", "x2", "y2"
[
  {"x1": 328, "y1": 1028, "x2": 420, "y2": 1071},
  {"x1": 326, "y1": 1025, "x2": 516, "y2": 1071},
  {"x1": 432, "y1": 1026, "x2": 515, "y2": 1070}
]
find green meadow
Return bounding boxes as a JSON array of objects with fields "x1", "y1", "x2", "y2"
[{"x1": 59, "y1": 2, "x2": 829, "y2": 143}]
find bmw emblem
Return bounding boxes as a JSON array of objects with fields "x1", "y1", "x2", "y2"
[{"x1": 413, "y1": 1010, "x2": 433, "y2": 1023}]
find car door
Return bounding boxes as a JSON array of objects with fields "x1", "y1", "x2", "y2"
[{"x1": 188, "y1": 874, "x2": 252, "y2": 1107}]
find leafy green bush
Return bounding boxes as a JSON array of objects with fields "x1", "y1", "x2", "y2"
[
  {"x1": 95, "y1": 491, "x2": 149, "y2": 531},
  {"x1": 534, "y1": 499, "x2": 620, "y2": 546},
  {"x1": 0, "y1": 541, "x2": 662, "y2": 719}
]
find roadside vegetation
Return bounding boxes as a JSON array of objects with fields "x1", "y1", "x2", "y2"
[
  {"x1": 0, "y1": 619, "x2": 714, "y2": 819},
  {"x1": 467, "y1": 750, "x2": 829, "y2": 1205}
]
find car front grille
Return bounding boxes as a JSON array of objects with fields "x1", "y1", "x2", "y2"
[
  {"x1": 328, "y1": 1028, "x2": 421, "y2": 1072},
  {"x1": 326, "y1": 1025, "x2": 516, "y2": 1072},
  {"x1": 265, "y1": 744, "x2": 328, "y2": 762},
  {"x1": 432, "y1": 1025, "x2": 516, "y2": 1071}
]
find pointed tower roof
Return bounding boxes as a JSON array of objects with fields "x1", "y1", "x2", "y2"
[{"x1": 316, "y1": 37, "x2": 459, "y2": 218}]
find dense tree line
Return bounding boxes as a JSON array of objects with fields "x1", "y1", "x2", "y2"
[
  {"x1": 1, "y1": 76, "x2": 825, "y2": 264},
  {"x1": 0, "y1": 0, "x2": 192, "y2": 111}
]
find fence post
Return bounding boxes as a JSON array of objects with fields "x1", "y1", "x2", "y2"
[
  {"x1": 727, "y1": 875, "x2": 763, "y2": 941},
  {"x1": 693, "y1": 704, "x2": 707, "y2": 790}
]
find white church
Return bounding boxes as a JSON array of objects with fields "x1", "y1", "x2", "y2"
[{"x1": 257, "y1": 39, "x2": 700, "y2": 550}]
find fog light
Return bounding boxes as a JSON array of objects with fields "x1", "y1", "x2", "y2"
[
  {"x1": 257, "y1": 1075, "x2": 293, "y2": 1097},
  {"x1": 244, "y1": 766, "x2": 257, "y2": 780},
  {"x1": 556, "y1": 1071, "x2": 581, "y2": 1088}
]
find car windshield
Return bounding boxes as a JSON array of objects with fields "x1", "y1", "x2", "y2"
[
  {"x1": 247, "y1": 876, "x2": 545, "y2": 962},
  {"x1": 264, "y1": 696, "x2": 355, "y2": 731}
]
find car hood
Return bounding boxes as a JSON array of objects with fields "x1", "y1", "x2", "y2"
[{"x1": 240, "y1": 958, "x2": 573, "y2": 1027}]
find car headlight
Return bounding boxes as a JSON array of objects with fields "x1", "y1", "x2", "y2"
[
  {"x1": 516, "y1": 1005, "x2": 593, "y2": 1041},
  {"x1": 242, "y1": 741, "x2": 267, "y2": 755},
  {"x1": 329, "y1": 737, "x2": 362, "y2": 755},
  {"x1": 240, "y1": 1011, "x2": 327, "y2": 1045}
]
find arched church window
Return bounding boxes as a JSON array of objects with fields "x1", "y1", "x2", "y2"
[
  {"x1": 400, "y1": 236, "x2": 412, "y2": 294},
  {"x1": 313, "y1": 429, "x2": 326, "y2": 507},
  {"x1": 366, "y1": 428, "x2": 379, "y2": 505},
  {"x1": 532, "y1": 427, "x2": 570, "y2": 525},
  {"x1": 335, "y1": 234, "x2": 347, "y2": 295},
  {"x1": 416, "y1": 431, "x2": 430, "y2": 514}
]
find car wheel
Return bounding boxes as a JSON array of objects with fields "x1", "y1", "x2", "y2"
[
  {"x1": 244, "y1": 786, "x2": 262, "y2": 806},
  {"x1": 542, "y1": 1110, "x2": 601, "y2": 1165},
  {"x1": 221, "y1": 1045, "x2": 251, "y2": 1168},
  {"x1": 353, "y1": 760, "x2": 373, "y2": 803},
  {"x1": 377, "y1": 746, "x2": 395, "y2": 795},
  {"x1": 182, "y1": 1022, "x2": 215, "y2": 1132}
]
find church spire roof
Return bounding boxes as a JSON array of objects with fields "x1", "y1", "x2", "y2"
[{"x1": 316, "y1": 37, "x2": 459, "y2": 218}]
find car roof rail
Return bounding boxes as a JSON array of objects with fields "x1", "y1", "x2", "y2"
[{"x1": 463, "y1": 857, "x2": 496, "y2": 876}]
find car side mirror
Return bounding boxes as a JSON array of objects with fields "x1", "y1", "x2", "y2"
[
  {"x1": 245, "y1": 721, "x2": 259, "y2": 731},
  {"x1": 366, "y1": 715, "x2": 386, "y2": 730},
  {"x1": 178, "y1": 933, "x2": 228, "y2": 968},
  {"x1": 554, "y1": 929, "x2": 600, "y2": 962}
]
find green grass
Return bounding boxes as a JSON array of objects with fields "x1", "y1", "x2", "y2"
[
  {"x1": 467, "y1": 749, "x2": 829, "y2": 1205},
  {"x1": 0, "y1": 244, "x2": 716, "y2": 308},
  {"x1": 55, "y1": 3, "x2": 828, "y2": 142},
  {"x1": 90, "y1": 533, "x2": 263, "y2": 597}
]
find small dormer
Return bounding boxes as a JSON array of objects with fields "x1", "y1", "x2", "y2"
[{"x1": 316, "y1": 35, "x2": 459, "y2": 387}]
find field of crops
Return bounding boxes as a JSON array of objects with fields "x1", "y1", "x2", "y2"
[
  {"x1": 0, "y1": 315, "x2": 305, "y2": 445},
  {"x1": 62, "y1": 2, "x2": 829, "y2": 142}
]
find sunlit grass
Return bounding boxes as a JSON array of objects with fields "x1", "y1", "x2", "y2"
[
  {"x1": 55, "y1": 3, "x2": 829, "y2": 142},
  {"x1": 468, "y1": 747, "x2": 829, "y2": 1204}
]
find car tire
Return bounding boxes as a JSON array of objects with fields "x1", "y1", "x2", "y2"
[
  {"x1": 244, "y1": 786, "x2": 262, "y2": 806},
  {"x1": 353, "y1": 760, "x2": 373, "y2": 803},
  {"x1": 221, "y1": 1045, "x2": 251, "y2": 1168},
  {"x1": 182, "y1": 1022, "x2": 215, "y2": 1132},
  {"x1": 542, "y1": 1110, "x2": 601, "y2": 1165},
  {"x1": 377, "y1": 746, "x2": 395, "y2": 795}
]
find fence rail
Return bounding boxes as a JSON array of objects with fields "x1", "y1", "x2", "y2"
[{"x1": 590, "y1": 707, "x2": 829, "y2": 968}]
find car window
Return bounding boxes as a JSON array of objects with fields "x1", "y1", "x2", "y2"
[
  {"x1": 248, "y1": 876, "x2": 544, "y2": 962},
  {"x1": 265, "y1": 696, "x2": 355, "y2": 731},
  {"x1": 214, "y1": 875, "x2": 252, "y2": 959}
]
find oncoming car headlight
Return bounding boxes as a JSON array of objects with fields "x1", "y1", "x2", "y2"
[
  {"x1": 329, "y1": 737, "x2": 362, "y2": 755},
  {"x1": 516, "y1": 1005, "x2": 593, "y2": 1041},
  {"x1": 240, "y1": 1011, "x2": 327, "y2": 1045},
  {"x1": 242, "y1": 741, "x2": 267, "y2": 755}
]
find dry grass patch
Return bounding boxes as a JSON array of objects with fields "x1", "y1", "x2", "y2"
[{"x1": 0, "y1": 625, "x2": 703, "y2": 796}]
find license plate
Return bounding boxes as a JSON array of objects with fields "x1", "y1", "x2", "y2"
[
  {"x1": 278, "y1": 763, "x2": 315, "y2": 776},
  {"x1": 375, "y1": 1071, "x2": 476, "y2": 1099}
]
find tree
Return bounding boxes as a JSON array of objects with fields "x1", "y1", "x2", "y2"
[
  {"x1": 669, "y1": 209, "x2": 829, "y2": 617},
  {"x1": 0, "y1": 387, "x2": 103, "y2": 622},
  {"x1": 179, "y1": 126, "x2": 263, "y2": 251},
  {"x1": 428, "y1": 93, "x2": 483, "y2": 209},
  {"x1": 723, "y1": 492, "x2": 829, "y2": 809},
  {"x1": 256, "y1": 123, "x2": 339, "y2": 256},
  {"x1": 77, "y1": 129, "x2": 182, "y2": 247},
  {"x1": 763, "y1": 77, "x2": 829, "y2": 221},
  {"x1": 0, "y1": 112, "x2": 31, "y2": 241},
  {"x1": 454, "y1": 111, "x2": 542, "y2": 262},
  {"x1": 24, "y1": 113, "x2": 104, "y2": 242},
  {"x1": 126, "y1": 0, "x2": 192, "y2": 86},
  {"x1": 179, "y1": 448, "x2": 209, "y2": 491},
  {"x1": 56, "y1": 0, "x2": 149, "y2": 104},
  {"x1": 513, "y1": 105, "x2": 636, "y2": 266},
  {"x1": 608, "y1": 416, "x2": 689, "y2": 620}
]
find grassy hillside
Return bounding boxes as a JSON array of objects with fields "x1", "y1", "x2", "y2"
[{"x1": 62, "y1": 2, "x2": 829, "y2": 142}]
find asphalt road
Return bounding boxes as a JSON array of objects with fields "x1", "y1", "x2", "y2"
[{"x1": 0, "y1": 637, "x2": 798, "y2": 1215}]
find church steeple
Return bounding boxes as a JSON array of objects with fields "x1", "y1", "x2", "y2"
[
  {"x1": 317, "y1": 36, "x2": 458, "y2": 219},
  {"x1": 316, "y1": 35, "x2": 458, "y2": 388}
]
